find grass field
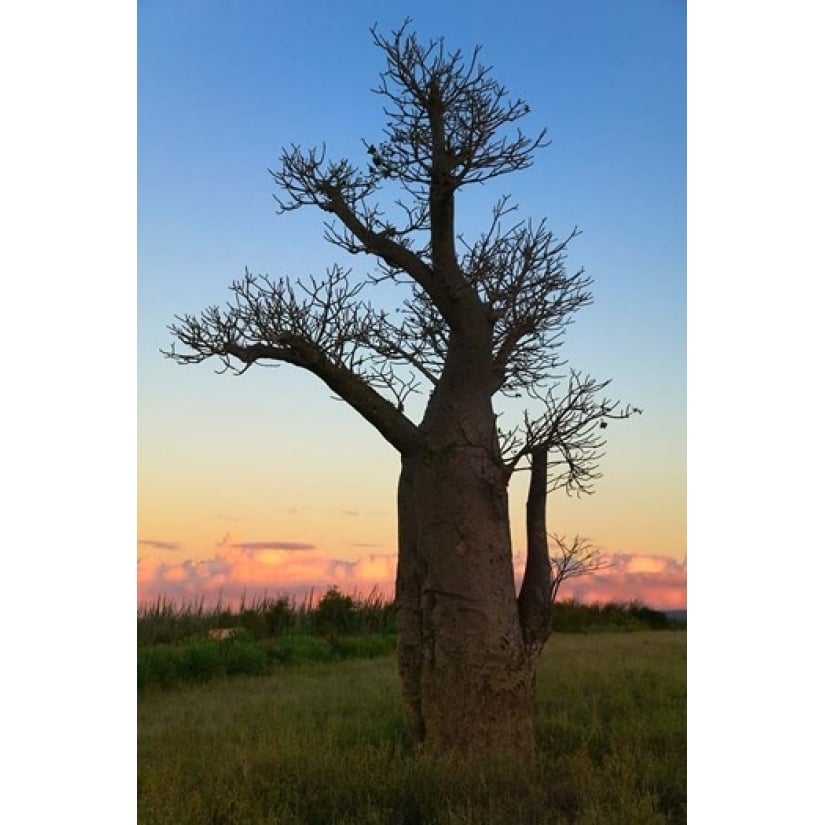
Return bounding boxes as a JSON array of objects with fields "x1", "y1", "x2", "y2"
[{"x1": 138, "y1": 631, "x2": 685, "y2": 824}]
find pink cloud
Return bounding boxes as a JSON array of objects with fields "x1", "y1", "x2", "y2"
[
  {"x1": 137, "y1": 541, "x2": 685, "y2": 611},
  {"x1": 555, "y1": 552, "x2": 687, "y2": 610},
  {"x1": 137, "y1": 538, "x2": 398, "y2": 607}
]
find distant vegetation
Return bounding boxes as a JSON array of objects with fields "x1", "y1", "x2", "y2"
[
  {"x1": 550, "y1": 600, "x2": 682, "y2": 633},
  {"x1": 138, "y1": 631, "x2": 686, "y2": 824},
  {"x1": 137, "y1": 587, "x2": 684, "y2": 692},
  {"x1": 138, "y1": 587, "x2": 395, "y2": 647}
]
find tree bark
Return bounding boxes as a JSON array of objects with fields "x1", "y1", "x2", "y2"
[
  {"x1": 394, "y1": 341, "x2": 536, "y2": 757},
  {"x1": 410, "y1": 444, "x2": 534, "y2": 756},
  {"x1": 395, "y1": 454, "x2": 425, "y2": 744}
]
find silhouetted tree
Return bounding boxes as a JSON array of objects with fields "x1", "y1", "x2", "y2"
[{"x1": 165, "y1": 21, "x2": 637, "y2": 757}]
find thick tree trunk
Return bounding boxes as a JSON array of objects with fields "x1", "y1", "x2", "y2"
[
  {"x1": 413, "y1": 447, "x2": 534, "y2": 755},
  {"x1": 394, "y1": 387, "x2": 537, "y2": 755},
  {"x1": 389, "y1": 324, "x2": 544, "y2": 757}
]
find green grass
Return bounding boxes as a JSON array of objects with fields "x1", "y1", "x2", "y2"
[
  {"x1": 138, "y1": 633, "x2": 398, "y2": 690},
  {"x1": 138, "y1": 631, "x2": 686, "y2": 824}
]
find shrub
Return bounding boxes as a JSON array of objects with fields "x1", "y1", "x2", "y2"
[
  {"x1": 271, "y1": 635, "x2": 334, "y2": 664},
  {"x1": 631, "y1": 604, "x2": 671, "y2": 629},
  {"x1": 330, "y1": 634, "x2": 397, "y2": 660},
  {"x1": 551, "y1": 600, "x2": 674, "y2": 633},
  {"x1": 222, "y1": 640, "x2": 268, "y2": 676},
  {"x1": 314, "y1": 587, "x2": 358, "y2": 634},
  {"x1": 137, "y1": 646, "x2": 183, "y2": 690},
  {"x1": 264, "y1": 597, "x2": 294, "y2": 636},
  {"x1": 181, "y1": 643, "x2": 224, "y2": 683}
]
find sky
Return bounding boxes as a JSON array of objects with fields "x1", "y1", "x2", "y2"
[{"x1": 137, "y1": 0, "x2": 686, "y2": 610}]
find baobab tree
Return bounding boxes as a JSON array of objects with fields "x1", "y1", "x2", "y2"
[{"x1": 165, "y1": 22, "x2": 637, "y2": 757}]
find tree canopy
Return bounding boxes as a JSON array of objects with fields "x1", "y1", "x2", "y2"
[{"x1": 166, "y1": 21, "x2": 637, "y2": 493}]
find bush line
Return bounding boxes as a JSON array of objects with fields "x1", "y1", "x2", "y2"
[{"x1": 137, "y1": 587, "x2": 684, "y2": 691}]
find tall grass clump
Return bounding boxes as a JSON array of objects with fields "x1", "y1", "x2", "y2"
[{"x1": 137, "y1": 587, "x2": 396, "y2": 647}]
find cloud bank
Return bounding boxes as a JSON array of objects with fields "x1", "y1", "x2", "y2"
[
  {"x1": 138, "y1": 537, "x2": 396, "y2": 606},
  {"x1": 138, "y1": 538, "x2": 686, "y2": 610},
  {"x1": 557, "y1": 552, "x2": 687, "y2": 610}
]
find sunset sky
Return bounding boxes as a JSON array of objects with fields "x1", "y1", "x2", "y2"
[{"x1": 138, "y1": 0, "x2": 686, "y2": 609}]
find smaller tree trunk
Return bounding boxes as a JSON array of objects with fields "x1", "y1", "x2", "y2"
[{"x1": 517, "y1": 448, "x2": 554, "y2": 657}]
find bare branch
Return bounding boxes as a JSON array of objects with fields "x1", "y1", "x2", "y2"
[
  {"x1": 163, "y1": 267, "x2": 421, "y2": 454},
  {"x1": 271, "y1": 147, "x2": 433, "y2": 280},
  {"x1": 548, "y1": 534, "x2": 611, "y2": 605},
  {"x1": 504, "y1": 371, "x2": 642, "y2": 494},
  {"x1": 370, "y1": 21, "x2": 550, "y2": 193},
  {"x1": 455, "y1": 197, "x2": 593, "y2": 394}
]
